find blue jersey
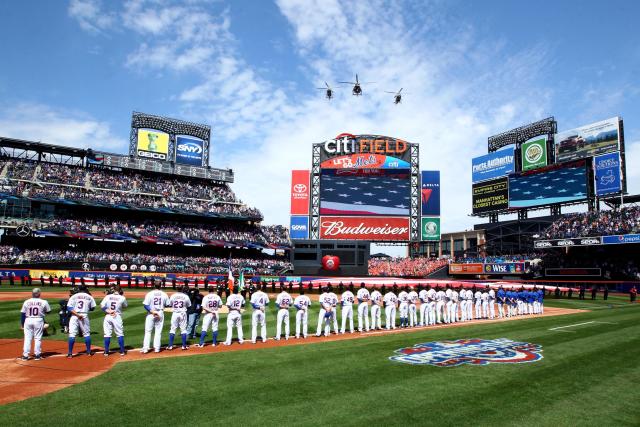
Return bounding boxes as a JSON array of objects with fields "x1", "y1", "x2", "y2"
[
  {"x1": 497, "y1": 289, "x2": 506, "y2": 302},
  {"x1": 538, "y1": 290, "x2": 544, "y2": 302}
]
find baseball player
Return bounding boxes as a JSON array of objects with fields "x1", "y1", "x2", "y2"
[
  {"x1": 481, "y1": 288, "x2": 489, "y2": 319},
  {"x1": 356, "y1": 282, "x2": 370, "y2": 332},
  {"x1": 67, "y1": 285, "x2": 96, "y2": 358},
  {"x1": 293, "y1": 288, "x2": 311, "y2": 338},
  {"x1": 418, "y1": 286, "x2": 428, "y2": 326},
  {"x1": 370, "y1": 287, "x2": 383, "y2": 330},
  {"x1": 20, "y1": 288, "x2": 51, "y2": 360},
  {"x1": 474, "y1": 287, "x2": 483, "y2": 319},
  {"x1": 168, "y1": 286, "x2": 191, "y2": 350},
  {"x1": 275, "y1": 286, "x2": 293, "y2": 340},
  {"x1": 198, "y1": 286, "x2": 224, "y2": 347},
  {"x1": 142, "y1": 282, "x2": 170, "y2": 353},
  {"x1": 459, "y1": 287, "x2": 467, "y2": 322},
  {"x1": 488, "y1": 286, "x2": 496, "y2": 319},
  {"x1": 328, "y1": 286, "x2": 340, "y2": 334},
  {"x1": 224, "y1": 287, "x2": 245, "y2": 345},
  {"x1": 465, "y1": 288, "x2": 473, "y2": 321},
  {"x1": 250, "y1": 284, "x2": 270, "y2": 343},
  {"x1": 435, "y1": 286, "x2": 445, "y2": 324},
  {"x1": 383, "y1": 289, "x2": 398, "y2": 330},
  {"x1": 538, "y1": 288, "x2": 545, "y2": 314},
  {"x1": 397, "y1": 286, "x2": 409, "y2": 328},
  {"x1": 407, "y1": 287, "x2": 418, "y2": 327},
  {"x1": 316, "y1": 286, "x2": 333, "y2": 337},
  {"x1": 100, "y1": 287, "x2": 127, "y2": 356},
  {"x1": 340, "y1": 285, "x2": 355, "y2": 334},
  {"x1": 527, "y1": 289, "x2": 535, "y2": 315},
  {"x1": 451, "y1": 287, "x2": 460, "y2": 323}
]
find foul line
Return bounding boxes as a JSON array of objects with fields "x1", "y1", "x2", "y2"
[{"x1": 548, "y1": 320, "x2": 617, "y2": 331}]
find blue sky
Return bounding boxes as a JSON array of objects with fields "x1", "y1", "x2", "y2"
[{"x1": 0, "y1": 0, "x2": 639, "y2": 247}]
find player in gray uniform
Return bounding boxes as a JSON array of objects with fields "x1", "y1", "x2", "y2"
[{"x1": 20, "y1": 288, "x2": 51, "y2": 360}]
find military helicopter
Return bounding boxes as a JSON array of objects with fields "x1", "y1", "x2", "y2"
[
  {"x1": 339, "y1": 74, "x2": 374, "y2": 96},
  {"x1": 317, "y1": 82, "x2": 333, "y2": 100},
  {"x1": 385, "y1": 88, "x2": 404, "y2": 104}
]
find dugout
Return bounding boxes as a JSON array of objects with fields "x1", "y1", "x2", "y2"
[{"x1": 291, "y1": 239, "x2": 370, "y2": 276}]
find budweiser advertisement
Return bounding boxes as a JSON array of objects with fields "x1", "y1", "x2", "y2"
[
  {"x1": 290, "y1": 170, "x2": 310, "y2": 215},
  {"x1": 319, "y1": 216, "x2": 409, "y2": 241}
]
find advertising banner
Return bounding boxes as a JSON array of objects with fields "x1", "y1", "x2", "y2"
[
  {"x1": 602, "y1": 234, "x2": 640, "y2": 245},
  {"x1": 483, "y1": 263, "x2": 527, "y2": 274},
  {"x1": 290, "y1": 216, "x2": 309, "y2": 239},
  {"x1": 290, "y1": 170, "x2": 310, "y2": 215},
  {"x1": 175, "y1": 136, "x2": 204, "y2": 166},
  {"x1": 555, "y1": 117, "x2": 620, "y2": 162},
  {"x1": 594, "y1": 152, "x2": 622, "y2": 196},
  {"x1": 521, "y1": 137, "x2": 548, "y2": 171},
  {"x1": 471, "y1": 149, "x2": 515, "y2": 183},
  {"x1": 472, "y1": 177, "x2": 509, "y2": 214},
  {"x1": 320, "y1": 154, "x2": 409, "y2": 169},
  {"x1": 0, "y1": 269, "x2": 30, "y2": 278},
  {"x1": 421, "y1": 171, "x2": 440, "y2": 216},
  {"x1": 421, "y1": 217, "x2": 440, "y2": 241},
  {"x1": 509, "y1": 163, "x2": 587, "y2": 208},
  {"x1": 319, "y1": 216, "x2": 410, "y2": 241},
  {"x1": 137, "y1": 129, "x2": 169, "y2": 161},
  {"x1": 534, "y1": 237, "x2": 602, "y2": 248},
  {"x1": 448, "y1": 263, "x2": 483, "y2": 274}
]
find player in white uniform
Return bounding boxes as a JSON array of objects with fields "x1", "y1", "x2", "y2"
[
  {"x1": 100, "y1": 287, "x2": 128, "y2": 356},
  {"x1": 142, "y1": 283, "x2": 170, "y2": 353},
  {"x1": 426, "y1": 286, "x2": 437, "y2": 326},
  {"x1": 465, "y1": 288, "x2": 474, "y2": 321},
  {"x1": 328, "y1": 287, "x2": 340, "y2": 334},
  {"x1": 356, "y1": 283, "x2": 370, "y2": 332},
  {"x1": 481, "y1": 289, "x2": 489, "y2": 319},
  {"x1": 474, "y1": 288, "x2": 483, "y2": 319},
  {"x1": 383, "y1": 290, "x2": 398, "y2": 330},
  {"x1": 450, "y1": 288, "x2": 459, "y2": 323},
  {"x1": 224, "y1": 288, "x2": 245, "y2": 345},
  {"x1": 370, "y1": 288, "x2": 383, "y2": 330},
  {"x1": 418, "y1": 286, "x2": 428, "y2": 326},
  {"x1": 316, "y1": 286, "x2": 334, "y2": 336},
  {"x1": 397, "y1": 287, "x2": 409, "y2": 328},
  {"x1": 168, "y1": 286, "x2": 192, "y2": 350},
  {"x1": 408, "y1": 287, "x2": 419, "y2": 327},
  {"x1": 488, "y1": 287, "x2": 496, "y2": 319},
  {"x1": 20, "y1": 288, "x2": 51, "y2": 360},
  {"x1": 340, "y1": 286, "x2": 355, "y2": 334},
  {"x1": 459, "y1": 287, "x2": 468, "y2": 322},
  {"x1": 294, "y1": 288, "x2": 311, "y2": 338},
  {"x1": 275, "y1": 286, "x2": 293, "y2": 340},
  {"x1": 435, "y1": 287, "x2": 446, "y2": 324},
  {"x1": 250, "y1": 284, "x2": 270, "y2": 343},
  {"x1": 67, "y1": 286, "x2": 97, "y2": 358},
  {"x1": 444, "y1": 286, "x2": 453, "y2": 324},
  {"x1": 198, "y1": 286, "x2": 224, "y2": 347}
]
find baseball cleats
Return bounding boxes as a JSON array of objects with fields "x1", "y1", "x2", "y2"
[
  {"x1": 34, "y1": 355, "x2": 42, "y2": 360},
  {"x1": 103, "y1": 352, "x2": 109, "y2": 357},
  {"x1": 181, "y1": 346, "x2": 189, "y2": 351},
  {"x1": 66, "y1": 354, "x2": 73, "y2": 359},
  {"x1": 119, "y1": 351, "x2": 127, "y2": 357},
  {"x1": 20, "y1": 356, "x2": 29, "y2": 361},
  {"x1": 140, "y1": 349, "x2": 149, "y2": 354},
  {"x1": 86, "y1": 351, "x2": 94, "y2": 356},
  {"x1": 166, "y1": 346, "x2": 174, "y2": 350}
]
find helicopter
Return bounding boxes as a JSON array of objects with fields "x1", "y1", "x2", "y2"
[
  {"x1": 316, "y1": 81, "x2": 333, "y2": 100},
  {"x1": 385, "y1": 88, "x2": 404, "y2": 104},
  {"x1": 339, "y1": 74, "x2": 374, "y2": 96}
]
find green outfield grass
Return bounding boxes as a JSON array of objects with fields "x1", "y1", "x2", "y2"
[{"x1": 1, "y1": 290, "x2": 639, "y2": 426}]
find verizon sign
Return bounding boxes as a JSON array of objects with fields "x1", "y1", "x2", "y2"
[{"x1": 320, "y1": 216, "x2": 409, "y2": 241}]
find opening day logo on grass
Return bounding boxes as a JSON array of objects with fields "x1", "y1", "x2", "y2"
[{"x1": 389, "y1": 338, "x2": 543, "y2": 367}]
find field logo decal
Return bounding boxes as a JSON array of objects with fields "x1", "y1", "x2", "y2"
[{"x1": 389, "y1": 338, "x2": 543, "y2": 367}]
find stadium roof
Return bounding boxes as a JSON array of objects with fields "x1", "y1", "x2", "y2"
[
  {"x1": 0, "y1": 136, "x2": 86, "y2": 157},
  {"x1": 602, "y1": 194, "x2": 640, "y2": 207}
]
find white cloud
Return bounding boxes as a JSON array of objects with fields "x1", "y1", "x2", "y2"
[{"x1": 68, "y1": 0, "x2": 115, "y2": 34}]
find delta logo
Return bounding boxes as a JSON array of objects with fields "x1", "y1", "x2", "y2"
[{"x1": 389, "y1": 338, "x2": 543, "y2": 367}]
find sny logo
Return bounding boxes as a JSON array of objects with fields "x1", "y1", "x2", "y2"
[
  {"x1": 177, "y1": 143, "x2": 203, "y2": 154},
  {"x1": 389, "y1": 338, "x2": 543, "y2": 367}
]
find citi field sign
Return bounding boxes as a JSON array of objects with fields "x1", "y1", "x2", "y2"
[{"x1": 323, "y1": 133, "x2": 408, "y2": 156}]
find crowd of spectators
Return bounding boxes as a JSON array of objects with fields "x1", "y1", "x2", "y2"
[
  {"x1": 0, "y1": 159, "x2": 262, "y2": 218},
  {"x1": 0, "y1": 246, "x2": 19, "y2": 263},
  {"x1": 368, "y1": 257, "x2": 448, "y2": 277},
  {"x1": 542, "y1": 206, "x2": 640, "y2": 239}
]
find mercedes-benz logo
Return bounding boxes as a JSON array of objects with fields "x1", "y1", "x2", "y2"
[
  {"x1": 82, "y1": 263, "x2": 91, "y2": 271},
  {"x1": 16, "y1": 225, "x2": 31, "y2": 237}
]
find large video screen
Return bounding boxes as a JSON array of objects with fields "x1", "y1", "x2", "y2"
[
  {"x1": 137, "y1": 129, "x2": 169, "y2": 161},
  {"x1": 320, "y1": 169, "x2": 410, "y2": 216},
  {"x1": 555, "y1": 117, "x2": 620, "y2": 162},
  {"x1": 508, "y1": 162, "x2": 588, "y2": 208}
]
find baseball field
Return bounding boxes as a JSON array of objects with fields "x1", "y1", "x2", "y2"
[{"x1": 0, "y1": 286, "x2": 639, "y2": 426}]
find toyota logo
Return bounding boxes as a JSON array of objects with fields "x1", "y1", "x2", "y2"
[
  {"x1": 16, "y1": 225, "x2": 31, "y2": 237},
  {"x1": 293, "y1": 184, "x2": 307, "y2": 193}
]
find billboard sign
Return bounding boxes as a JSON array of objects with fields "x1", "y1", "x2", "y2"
[
  {"x1": 602, "y1": 234, "x2": 640, "y2": 245},
  {"x1": 484, "y1": 263, "x2": 527, "y2": 274},
  {"x1": 521, "y1": 137, "x2": 548, "y2": 171},
  {"x1": 319, "y1": 216, "x2": 409, "y2": 241},
  {"x1": 137, "y1": 129, "x2": 169, "y2": 161},
  {"x1": 289, "y1": 216, "x2": 309, "y2": 239},
  {"x1": 509, "y1": 163, "x2": 588, "y2": 208},
  {"x1": 421, "y1": 171, "x2": 440, "y2": 216},
  {"x1": 472, "y1": 178, "x2": 509, "y2": 214},
  {"x1": 323, "y1": 134, "x2": 408, "y2": 156},
  {"x1": 290, "y1": 170, "x2": 310, "y2": 215},
  {"x1": 471, "y1": 149, "x2": 515, "y2": 183},
  {"x1": 594, "y1": 152, "x2": 622, "y2": 196},
  {"x1": 320, "y1": 154, "x2": 409, "y2": 169},
  {"x1": 448, "y1": 263, "x2": 483, "y2": 274},
  {"x1": 421, "y1": 217, "x2": 440, "y2": 241},
  {"x1": 555, "y1": 117, "x2": 620, "y2": 162},
  {"x1": 534, "y1": 237, "x2": 602, "y2": 248},
  {"x1": 175, "y1": 136, "x2": 204, "y2": 166}
]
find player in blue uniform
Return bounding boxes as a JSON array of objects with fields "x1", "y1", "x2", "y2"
[{"x1": 496, "y1": 286, "x2": 506, "y2": 318}]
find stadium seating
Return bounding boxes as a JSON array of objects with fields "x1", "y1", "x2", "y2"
[
  {"x1": 542, "y1": 206, "x2": 640, "y2": 239},
  {"x1": 368, "y1": 257, "x2": 448, "y2": 277}
]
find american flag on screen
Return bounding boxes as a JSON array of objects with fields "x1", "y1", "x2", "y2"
[
  {"x1": 508, "y1": 165, "x2": 587, "y2": 208},
  {"x1": 320, "y1": 173, "x2": 410, "y2": 215}
]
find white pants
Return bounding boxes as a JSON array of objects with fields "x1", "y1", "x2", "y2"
[
  {"x1": 436, "y1": 302, "x2": 445, "y2": 323},
  {"x1": 466, "y1": 300, "x2": 473, "y2": 320},
  {"x1": 370, "y1": 305, "x2": 382, "y2": 329},
  {"x1": 103, "y1": 314, "x2": 124, "y2": 337},
  {"x1": 450, "y1": 302, "x2": 458, "y2": 323},
  {"x1": 225, "y1": 310, "x2": 243, "y2": 344},
  {"x1": 475, "y1": 301, "x2": 482, "y2": 319},
  {"x1": 341, "y1": 306, "x2": 353, "y2": 333},
  {"x1": 23, "y1": 318, "x2": 44, "y2": 358},
  {"x1": 482, "y1": 301, "x2": 489, "y2": 318},
  {"x1": 444, "y1": 302, "x2": 452, "y2": 323},
  {"x1": 296, "y1": 309, "x2": 308, "y2": 338},
  {"x1": 331, "y1": 307, "x2": 339, "y2": 332},
  {"x1": 497, "y1": 302, "x2": 504, "y2": 318},
  {"x1": 357, "y1": 303, "x2": 369, "y2": 331},
  {"x1": 489, "y1": 301, "x2": 496, "y2": 319},
  {"x1": 143, "y1": 313, "x2": 164, "y2": 352},
  {"x1": 252, "y1": 310, "x2": 267, "y2": 342},
  {"x1": 170, "y1": 311, "x2": 188, "y2": 334},
  {"x1": 399, "y1": 302, "x2": 409, "y2": 319},
  {"x1": 460, "y1": 300, "x2": 467, "y2": 321},
  {"x1": 201, "y1": 312, "x2": 220, "y2": 332},
  {"x1": 276, "y1": 309, "x2": 290, "y2": 339},
  {"x1": 419, "y1": 303, "x2": 428, "y2": 326},
  {"x1": 527, "y1": 303, "x2": 533, "y2": 314},
  {"x1": 385, "y1": 305, "x2": 396, "y2": 329},
  {"x1": 69, "y1": 315, "x2": 91, "y2": 338},
  {"x1": 317, "y1": 308, "x2": 331, "y2": 336},
  {"x1": 428, "y1": 302, "x2": 436, "y2": 325},
  {"x1": 408, "y1": 304, "x2": 417, "y2": 326}
]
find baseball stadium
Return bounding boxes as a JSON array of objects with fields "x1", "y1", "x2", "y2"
[{"x1": 1, "y1": 1, "x2": 640, "y2": 426}]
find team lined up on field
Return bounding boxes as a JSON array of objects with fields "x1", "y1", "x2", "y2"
[{"x1": 18, "y1": 282, "x2": 544, "y2": 359}]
